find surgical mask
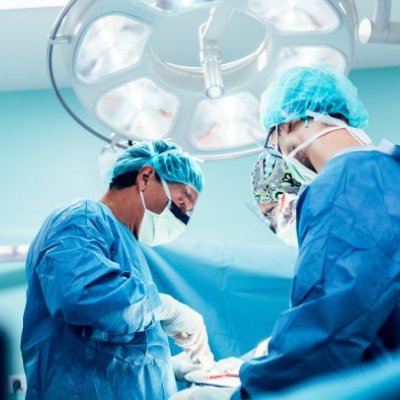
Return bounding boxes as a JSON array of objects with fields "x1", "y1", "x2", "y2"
[
  {"x1": 274, "y1": 193, "x2": 298, "y2": 247},
  {"x1": 138, "y1": 179, "x2": 189, "y2": 247},
  {"x1": 252, "y1": 192, "x2": 298, "y2": 247},
  {"x1": 276, "y1": 221, "x2": 298, "y2": 247},
  {"x1": 282, "y1": 111, "x2": 372, "y2": 185},
  {"x1": 283, "y1": 125, "x2": 342, "y2": 184}
]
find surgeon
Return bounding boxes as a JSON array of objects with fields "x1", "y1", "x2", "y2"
[
  {"x1": 232, "y1": 64, "x2": 400, "y2": 398},
  {"x1": 21, "y1": 139, "x2": 214, "y2": 400},
  {"x1": 170, "y1": 151, "x2": 302, "y2": 400},
  {"x1": 173, "y1": 64, "x2": 400, "y2": 400}
]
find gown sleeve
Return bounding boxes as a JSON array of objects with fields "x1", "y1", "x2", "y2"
[{"x1": 35, "y1": 211, "x2": 160, "y2": 336}]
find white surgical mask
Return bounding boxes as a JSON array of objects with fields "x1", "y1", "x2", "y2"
[
  {"x1": 283, "y1": 111, "x2": 372, "y2": 185},
  {"x1": 274, "y1": 193, "x2": 298, "y2": 247},
  {"x1": 283, "y1": 125, "x2": 341, "y2": 185},
  {"x1": 276, "y1": 222, "x2": 298, "y2": 247},
  {"x1": 138, "y1": 179, "x2": 188, "y2": 247}
]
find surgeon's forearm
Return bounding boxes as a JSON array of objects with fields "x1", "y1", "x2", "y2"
[
  {"x1": 38, "y1": 236, "x2": 162, "y2": 335},
  {"x1": 88, "y1": 292, "x2": 158, "y2": 337}
]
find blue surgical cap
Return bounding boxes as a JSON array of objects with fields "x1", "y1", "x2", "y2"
[
  {"x1": 260, "y1": 64, "x2": 369, "y2": 131},
  {"x1": 112, "y1": 140, "x2": 204, "y2": 192}
]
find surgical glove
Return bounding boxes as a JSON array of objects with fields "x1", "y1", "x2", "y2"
[
  {"x1": 212, "y1": 357, "x2": 243, "y2": 373},
  {"x1": 253, "y1": 337, "x2": 270, "y2": 358},
  {"x1": 184, "y1": 357, "x2": 242, "y2": 387},
  {"x1": 172, "y1": 351, "x2": 202, "y2": 381},
  {"x1": 157, "y1": 294, "x2": 214, "y2": 367}
]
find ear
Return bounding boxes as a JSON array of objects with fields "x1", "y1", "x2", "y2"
[
  {"x1": 280, "y1": 122, "x2": 292, "y2": 134},
  {"x1": 137, "y1": 165, "x2": 155, "y2": 191}
]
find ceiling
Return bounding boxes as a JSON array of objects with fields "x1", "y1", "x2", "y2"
[{"x1": 0, "y1": 0, "x2": 400, "y2": 92}]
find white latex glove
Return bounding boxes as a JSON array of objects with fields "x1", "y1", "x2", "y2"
[
  {"x1": 253, "y1": 337, "x2": 270, "y2": 357},
  {"x1": 184, "y1": 356, "x2": 243, "y2": 384},
  {"x1": 157, "y1": 294, "x2": 214, "y2": 367},
  {"x1": 172, "y1": 351, "x2": 202, "y2": 381},
  {"x1": 212, "y1": 357, "x2": 243, "y2": 373}
]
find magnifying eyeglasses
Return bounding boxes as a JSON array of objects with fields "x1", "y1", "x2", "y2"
[
  {"x1": 264, "y1": 125, "x2": 280, "y2": 151},
  {"x1": 264, "y1": 119, "x2": 307, "y2": 153}
]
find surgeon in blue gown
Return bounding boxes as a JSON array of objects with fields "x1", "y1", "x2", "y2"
[
  {"x1": 172, "y1": 65, "x2": 400, "y2": 400},
  {"x1": 21, "y1": 140, "x2": 214, "y2": 400},
  {"x1": 232, "y1": 65, "x2": 400, "y2": 398}
]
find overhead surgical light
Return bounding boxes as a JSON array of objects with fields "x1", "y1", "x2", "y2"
[
  {"x1": 48, "y1": 0, "x2": 358, "y2": 160},
  {"x1": 358, "y1": 0, "x2": 400, "y2": 44}
]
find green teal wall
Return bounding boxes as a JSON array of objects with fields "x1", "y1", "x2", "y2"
[
  {"x1": 0, "y1": 67, "x2": 399, "y2": 384},
  {"x1": 1, "y1": 68, "x2": 400, "y2": 248}
]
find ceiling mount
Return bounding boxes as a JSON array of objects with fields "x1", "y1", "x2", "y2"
[{"x1": 358, "y1": 0, "x2": 400, "y2": 44}]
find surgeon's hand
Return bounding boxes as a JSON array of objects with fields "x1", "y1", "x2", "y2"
[
  {"x1": 253, "y1": 337, "x2": 271, "y2": 358},
  {"x1": 172, "y1": 351, "x2": 203, "y2": 381},
  {"x1": 157, "y1": 294, "x2": 214, "y2": 367}
]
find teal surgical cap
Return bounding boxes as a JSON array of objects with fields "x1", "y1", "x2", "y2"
[
  {"x1": 260, "y1": 64, "x2": 369, "y2": 132},
  {"x1": 112, "y1": 140, "x2": 204, "y2": 192}
]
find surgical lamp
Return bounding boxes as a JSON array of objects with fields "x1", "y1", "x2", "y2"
[{"x1": 48, "y1": 0, "x2": 358, "y2": 160}]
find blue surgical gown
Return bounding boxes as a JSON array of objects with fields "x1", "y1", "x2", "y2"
[
  {"x1": 21, "y1": 200, "x2": 176, "y2": 400},
  {"x1": 233, "y1": 148, "x2": 400, "y2": 399}
]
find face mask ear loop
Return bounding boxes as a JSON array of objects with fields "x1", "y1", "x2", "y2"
[
  {"x1": 288, "y1": 126, "x2": 343, "y2": 159},
  {"x1": 139, "y1": 189, "x2": 147, "y2": 211},
  {"x1": 305, "y1": 110, "x2": 372, "y2": 146},
  {"x1": 305, "y1": 111, "x2": 347, "y2": 128},
  {"x1": 160, "y1": 179, "x2": 172, "y2": 207}
]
